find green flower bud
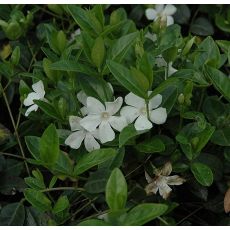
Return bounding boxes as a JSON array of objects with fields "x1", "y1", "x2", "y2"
[
  {"x1": 5, "y1": 21, "x2": 22, "y2": 40},
  {"x1": 11, "y1": 46, "x2": 20, "y2": 65},
  {"x1": 57, "y1": 30, "x2": 67, "y2": 53},
  {"x1": 91, "y1": 36, "x2": 105, "y2": 70},
  {"x1": 178, "y1": 93, "x2": 185, "y2": 104}
]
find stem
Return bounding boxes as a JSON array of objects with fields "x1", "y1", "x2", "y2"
[
  {"x1": 157, "y1": 216, "x2": 169, "y2": 226},
  {"x1": 40, "y1": 187, "x2": 85, "y2": 193},
  {"x1": 0, "y1": 151, "x2": 26, "y2": 160},
  {"x1": 0, "y1": 83, "x2": 30, "y2": 176},
  {"x1": 197, "y1": 88, "x2": 205, "y2": 111}
]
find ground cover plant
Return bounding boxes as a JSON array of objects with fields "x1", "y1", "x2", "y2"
[{"x1": 0, "y1": 4, "x2": 230, "y2": 226}]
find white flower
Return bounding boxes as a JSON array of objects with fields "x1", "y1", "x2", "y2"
[
  {"x1": 65, "y1": 116, "x2": 100, "y2": 152},
  {"x1": 145, "y1": 162, "x2": 185, "y2": 199},
  {"x1": 145, "y1": 4, "x2": 177, "y2": 26},
  {"x1": 23, "y1": 80, "x2": 45, "y2": 117},
  {"x1": 120, "y1": 92, "x2": 167, "y2": 131},
  {"x1": 155, "y1": 55, "x2": 177, "y2": 77},
  {"x1": 69, "y1": 28, "x2": 81, "y2": 42},
  {"x1": 80, "y1": 97, "x2": 127, "y2": 144}
]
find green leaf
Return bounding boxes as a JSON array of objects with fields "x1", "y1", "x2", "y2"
[
  {"x1": 194, "y1": 36, "x2": 220, "y2": 69},
  {"x1": 190, "y1": 17, "x2": 214, "y2": 36},
  {"x1": 24, "y1": 177, "x2": 46, "y2": 190},
  {"x1": 34, "y1": 100, "x2": 62, "y2": 120},
  {"x1": 119, "y1": 124, "x2": 145, "y2": 147},
  {"x1": 84, "y1": 168, "x2": 111, "y2": 194},
  {"x1": 0, "y1": 202, "x2": 25, "y2": 226},
  {"x1": 107, "y1": 60, "x2": 147, "y2": 98},
  {"x1": 161, "y1": 86, "x2": 178, "y2": 114},
  {"x1": 191, "y1": 162, "x2": 213, "y2": 186},
  {"x1": 109, "y1": 31, "x2": 139, "y2": 62},
  {"x1": 215, "y1": 14, "x2": 230, "y2": 33},
  {"x1": 53, "y1": 195, "x2": 69, "y2": 214},
  {"x1": 24, "y1": 188, "x2": 52, "y2": 212},
  {"x1": 49, "y1": 60, "x2": 97, "y2": 77},
  {"x1": 78, "y1": 219, "x2": 109, "y2": 226},
  {"x1": 74, "y1": 148, "x2": 117, "y2": 175},
  {"x1": 40, "y1": 124, "x2": 59, "y2": 166},
  {"x1": 124, "y1": 203, "x2": 168, "y2": 226},
  {"x1": 211, "y1": 128, "x2": 230, "y2": 146},
  {"x1": 106, "y1": 168, "x2": 127, "y2": 210},
  {"x1": 135, "y1": 137, "x2": 165, "y2": 153},
  {"x1": 91, "y1": 36, "x2": 105, "y2": 69},
  {"x1": 25, "y1": 136, "x2": 40, "y2": 160},
  {"x1": 67, "y1": 5, "x2": 102, "y2": 36},
  {"x1": 205, "y1": 65, "x2": 230, "y2": 102}
]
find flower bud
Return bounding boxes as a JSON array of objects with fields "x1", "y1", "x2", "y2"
[
  {"x1": 178, "y1": 93, "x2": 185, "y2": 104},
  {"x1": 11, "y1": 46, "x2": 20, "y2": 65},
  {"x1": 5, "y1": 21, "x2": 22, "y2": 40},
  {"x1": 91, "y1": 36, "x2": 105, "y2": 70}
]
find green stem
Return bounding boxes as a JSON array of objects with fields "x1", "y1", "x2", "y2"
[
  {"x1": 157, "y1": 216, "x2": 169, "y2": 226},
  {"x1": 0, "y1": 83, "x2": 30, "y2": 176},
  {"x1": 0, "y1": 151, "x2": 26, "y2": 160},
  {"x1": 41, "y1": 187, "x2": 85, "y2": 193}
]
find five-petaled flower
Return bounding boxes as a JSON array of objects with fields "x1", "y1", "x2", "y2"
[
  {"x1": 145, "y1": 4, "x2": 177, "y2": 26},
  {"x1": 145, "y1": 162, "x2": 185, "y2": 199},
  {"x1": 65, "y1": 116, "x2": 100, "y2": 152},
  {"x1": 120, "y1": 92, "x2": 167, "y2": 131},
  {"x1": 23, "y1": 80, "x2": 45, "y2": 117},
  {"x1": 80, "y1": 96, "x2": 127, "y2": 143}
]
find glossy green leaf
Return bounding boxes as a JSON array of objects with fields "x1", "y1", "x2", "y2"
[
  {"x1": 106, "y1": 168, "x2": 127, "y2": 210},
  {"x1": 190, "y1": 17, "x2": 214, "y2": 36},
  {"x1": 74, "y1": 148, "x2": 117, "y2": 175},
  {"x1": 124, "y1": 203, "x2": 168, "y2": 226},
  {"x1": 0, "y1": 202, "x2": 25, "y2": 226},
  {"x1": 211, "y1": 128, "x2": 230, "y2": 146},
  {"x1": 78, "y1": 219, "x2": 109, "y2": 226},
  {"x1": 53, "y1": 195, "x2": 69, "y2": 214},
  {"x1": 205, "y1": 65, "x2": 230, "y2": 102},
  {"x1": 191, "y1": 162, "x2": 213, "y2": 186},
  {"x1": 135, "y1": 137, "x2": 165, "y2": 153},
  {"x1": 25, "y1": 136, "x2": 40, "y2": 160},
  {"x1": 24, "y1": 189, "x2": 52, "y2": 212},
  {"x1": 107, "y1": 60, "x2": 147, "y2": 98},
  {"x1": 40, "y1": 124, "x2": 59, "y2": 166}
]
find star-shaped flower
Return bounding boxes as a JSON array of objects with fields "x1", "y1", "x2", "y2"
[
  {"x1": 80, "y1": 96, "x2": 127, "y2": 144},
  {"x1": 120, "y1": 92, "x2": 167, "y2": 131},
  {"x1": 145, "y1": 4, "x2": 177, "y2": 26},
  {"x1": 65, "y1": 116, "x2": 100, "y2": 152},
  {"x1": 23, "y1": 80, "x2": 46, "y2": 116},
  {"x1": 145, "y1": 162, "x2": 185, "y2": 199}
]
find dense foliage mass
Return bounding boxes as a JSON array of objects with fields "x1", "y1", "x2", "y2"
[{"x1": 0, "y1": 4, "x2": 230, "y2": 226}]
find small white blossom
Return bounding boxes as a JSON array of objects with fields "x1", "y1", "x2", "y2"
[
  {"x1": 80, "y1": 96, "x2": 127, "y2": 144},
  {"x1": 145, "y1": 162, "x2": 185, "y2": 199},
  {"x1": 69, "y1": 28, "x2": 81, "y2": 42},
  {"x1": 65, "y1": 116, "x2": 100, "y2": 152},
  {"x1": 23, "y1": 80, "x2": 45, "y2": 117},
  {"x1": 145, "y1": 4, "x2": 177, "y2": 26},
  {"x1": 155, "y1": 55, "x2": 177, "y2": 77},
  {"x1": 120, "y1": 92, "x2": 167, "y2": 131}
]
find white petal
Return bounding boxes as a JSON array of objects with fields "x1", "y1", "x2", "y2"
[
  {"x1": 163, "y1": 4, "x2": 177, "y2": 16},
  {"x1": 145, "y1": 182, "x2": 159, "y2": 195},
  {"x1": 80, "y1": 106, "x2": 88, "y2": 116},
  {"x1": 80, "y1": 115, "x2": 101, "y2": 132},
  {"x1": 125, "y1": 92, "x2": 145, "y2": 109},
  {"x1": 166, "y1": 175, "x2": 185, "y2": 185},
  {"x1": 155, "y1": 55, "x2": 167, "y2": 67},
  {"x1": 65, "y1": 130, "x2": 85, "y2": 149},
  {"x1": 99, "y1": 121, "x2": 115, "y2": 144},
  {"x1": 86, "y1": 97, "x2": 105, "y2": 114},
  {"x1": 155, "y1": 4, "x2": 164, "y2": 13},
  {"x1": 105, "y1": 97, "x2": 123, "y2": 115},
  {"x1": 160, "y1": 162, "x2": 172, "y2": 176},
  {"x1": 166, "y1": 16, "x2": 174, "y2": 26},
  {"x1": 145, "y1": 171, "x2": 153, "y2": 184},
  {"x1": 109, "y1": 116, "x2": 128, "y2": 132},
  {"x1": 107, "y1": 82, "x2": 114, "y2": 94},
  {"x1": 23, "y1": 92, "x2": 40, "y2": 106},
  {"x1": 158, "y1": 182, "x2": 172, "y2": 199},
  {"x1": 150, "y1": 107, "x2": 167, "y2": 125},
  {"x1": 25, "y1": 104, "x2": 38, "y2": 116},
  {"x1": 120, "y1": 106, "x2": 140, "y2": 124},
  {"x1": 84, "y1": 133, "x2": 100, "y2": 152},
  {"x1": 149, "y1": 94, "x2": 162, "y2": 110},
  {"x1": 145, "y1": 8, "x2": 157, "y2": 20},
  {"x1": 32, "y1": 80, "x2": 45, "y2": 98},
  {"x1": 145, "y1": 32, "x2": 157, "y2": 42},
  {"x1": 69, "y1": 116, "x2": 82, "y2": 131},
  {"x1": 77, "y1": 90, "x2": 87, "y2": 106},
  {"x1": 134, "y1": 115, "x2": 152, "y2": 131},
  {"x1": 168, "y1": 62, "x2": 177, "y2": 76}
]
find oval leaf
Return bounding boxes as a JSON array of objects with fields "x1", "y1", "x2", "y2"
[
  {"x1": 106, "y1": 168, "x2": 127, "y2": 211},
  {"x1": 191, "y1": 162, "x2": 213, "y2": 186}
]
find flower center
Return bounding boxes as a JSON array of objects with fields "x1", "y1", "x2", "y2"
[
  {"x1": 140, "y1": 106, "x2": 147, "y2": 115},
  {"x1": 101, "y1": 112, "x2": 110, "y2": 120}
]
